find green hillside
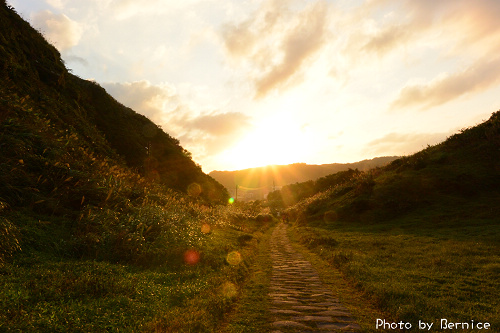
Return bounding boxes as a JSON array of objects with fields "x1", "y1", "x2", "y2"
[
  {"x1": 0, "y1": 2, "x2": 227, "y2": 205},
  {"x1": 0, "y1": 3, "x2": 271, "y2": 331},
  {"x1": 278, "y1": 112, "x2": 500, "y2": 223},
  {"x1": 275, "y1": 112, "x2": 500, "y2": 328},
  {"x1": 2, "y1": 1, "x2": 500, "y2": 330}
]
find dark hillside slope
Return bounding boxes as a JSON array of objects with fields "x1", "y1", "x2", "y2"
[
  {"x1": 0, "y1": 2, "x2": 227, "y2": 204},
  {"x1": 284, "y1": 111, "x2": 500, "y2": 224},
  {"x1": 282, "y1": 113, "x2": 500, "y2": 329}
]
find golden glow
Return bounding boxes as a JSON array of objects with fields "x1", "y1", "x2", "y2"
[
  {"x1": 221, "y1": 112, "x2": 313, "y2": 170},
  {"x1": 221, "y1": 282, "x2": 238, "y2": 299},
  {"x1": 183, "y1": 249, "x2": 200, "y2": 266},
  {"x1": 226, "y1": 251, "x2": 242, "y2": 265},
  {"x1": 201, "y1": 223, "x2": 211, "y2": 234}
]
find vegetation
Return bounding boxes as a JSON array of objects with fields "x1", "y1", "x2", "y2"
[
  {"x1": 209, "y1": 157, "x2": 397, "y2": 198},
  {"x1": 2, "y1": 1, "x2": 500, "y2": 331},
  {"x1": 268, "y1": 168, "x2": 362, "y2": 209},
  {"x1": 220, "y1": 226, "x2": 274, "y2": 333},
  {"x1": 0, "y1": 3, "x2": 227, "y2": 204},
  {"x1": 275, "y1": 112, "x2": 500, "y2": 330},
  {"x1": 0, "y1": 200, "x2": 273, "y2": 332},
  {"x1": 0, "y1": 3, "x2": 273, "y2": 332}
]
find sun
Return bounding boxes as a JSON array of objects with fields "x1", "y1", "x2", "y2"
[{"x1": 220, "y1": 113, "x2": 312, "y2": 170}]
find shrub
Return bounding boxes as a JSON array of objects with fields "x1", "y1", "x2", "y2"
[{"x1": 0, "y1": 202, "x2": 21, "y2": 262}]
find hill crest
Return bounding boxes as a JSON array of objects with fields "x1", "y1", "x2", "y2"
[
  {"x1": 0, "y1": 2, "x2": 228, "y2": 205},
  {"x1": 209, "y1": 157, "x2": 398, "y2": 200}
]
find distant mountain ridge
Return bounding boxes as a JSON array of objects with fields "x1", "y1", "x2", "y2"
[{"x1": 209, "y1": 157, "x2": 398, "y2": 198}]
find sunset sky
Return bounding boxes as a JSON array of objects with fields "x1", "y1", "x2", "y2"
[{"x1": 9, "y1": 0, "x2": 500, "y2": 172}]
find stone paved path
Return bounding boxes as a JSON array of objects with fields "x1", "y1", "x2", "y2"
[{"x1": 269, "y1": 223, "x2": 361, "y2": 332}]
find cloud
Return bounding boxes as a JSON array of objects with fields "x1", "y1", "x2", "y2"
[
  {"x1": 46, "y1": 0, "x2": 65, "y2": 10},
  {"x1": 221, "y1": 1, "x2": 330, "y2": 98},
  {"x1": 221, "y1": 0, "x2": 288, "y2": 60},
  {"x1": 109, "y1": 0, "x2": 161, "y2": 20},
  {"x1": 254, "y1": 2, "x2": 329, "y2": 98},
  {"x1": 365, "y1": 131, "x2": 449, "y2": 156},
  {"x1": 220, "y1": 19, "x2": 255, "y2": 59},
  {"x1": 31, "y1": 10, "x2": 82, "y2": 51},
  {"x1": 391, "y1": 56, "x2": 500, "y2": 110},
  {"x1": 336, "y1": 0, "x2": 500, "y2": 110},
  {"x1": 181, "y1": 111, "x2": 253, "y2": 157},
  {"x1": 362, "y1": 25, "x2": 413, "y2": 56},
  {"x1": 102, "y1": 80, "x2": 253, "y2": 159},
  {"x1": 108, "y1": 0, "x2": 208, "y2": 20},
  {"x1": 440, "y1": 0, "x2": 500, "y2": 47},
  {"x1": 176, "y1": 110, "x2": 253, "y2": 159},
  {"x1": 65, "y1": 55, "x2": 89, "y2": 67},
  {"x1": 346, "y1": 0, "x2": 500, "y2": 60},
  {"x1": 190, "y1": 112, "x2": 252, "y2": 137}
]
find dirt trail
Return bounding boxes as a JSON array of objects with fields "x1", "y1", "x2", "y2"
[{"x1": 269, "y1": 223, "x2": 361, "y2": 332}]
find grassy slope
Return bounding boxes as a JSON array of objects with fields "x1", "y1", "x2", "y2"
[
  {"x1": 0, "y1": 3, "x2": 272, "y2": 331},
  {"x1": 283, "y1": 112, "x2": 500, "y2": 331}
]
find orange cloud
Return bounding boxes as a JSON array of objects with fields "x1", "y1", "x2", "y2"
[
  {"x1": 349, "y1": 0, "x2": 500, "y2": 59},
  {"x1": 391, "y1": 56, "x2": 500, "y2": 110},
  {"x1": 102, "y1": 80, "x2": 252, "y2": 158},
  {"x1": 221, "y1": 1, "x2": 330, "y2": 98},
  {"x1": 103, "y1": 80, "x2": 178, "y2": 123},
  {"x1": 190, "y1": 112, "x2": 252, "y2": 137},
  {"x1": 254, "y1": 2, "x2": 328, "y2": 98},
  {"x1": 362, "y1": 25, "x2": 412, "y2": 56},
  {"x1": 221, "y1": 20, "x2": 256, "y2": 59}
]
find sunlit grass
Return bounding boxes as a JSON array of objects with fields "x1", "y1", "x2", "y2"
[
  {"x1": 0, "y1": 213, "x2": 272, "y2": 332},
  {"x1": 289, "y1": 216, "x2": 500, "y2": 330},
  {"x1": 221, "y1": 225, "x2": 274, "y2": 333}
]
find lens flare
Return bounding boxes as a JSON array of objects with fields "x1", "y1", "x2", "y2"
[
  {"x1": 201, "y1": 223, "x2": 211, "y2": 234},
  {"x1": 187, "y1": 183, "x2": 202, "y2": 197},
  {"x1": 226, "y1": 251, "x2": 242, "y2": 265},
  {"x1": 228, "y1": 197, "x2": 235, "y2": 204},
  {"x1": 323, "y1": 210, "x2": 338, "y2": 223},
  {"x1": 183, "y1": 249, "x2": 200, "y2": 266},
  {"x1": 221, "y1": 281, "x2": 238, "y2": 299}
]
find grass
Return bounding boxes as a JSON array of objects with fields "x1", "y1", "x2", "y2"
[
  {"x1": 289, "y1": 210, "x2": 500, "y2": 332},
  {"x1": 0, "y1": 213, "x2": 272, "y2": 332},
  {"x1": 221, "y1": 222, "x2": 274, "y2": 333},
  {"x1": 0, "y1": 24, "x2": 275, "y2": 330},
  {"x1": 275, "y1": 111, "x2": 500, "y2": 331},
  {"x1": 2, "y1": 4, "x2": 500, "y2": 331},
  {"x1": 287, "y1": 228, "x2": 391, "y2": 333}
]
